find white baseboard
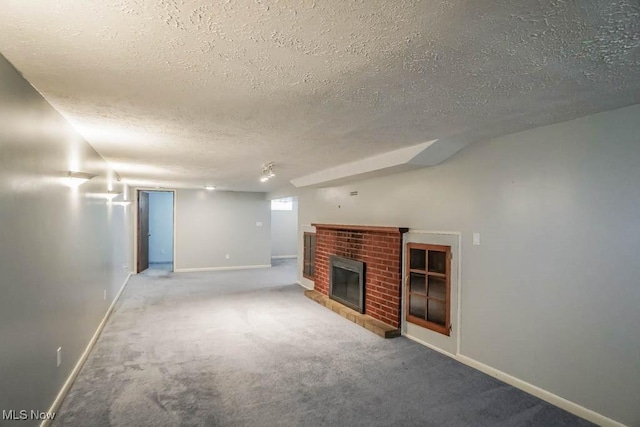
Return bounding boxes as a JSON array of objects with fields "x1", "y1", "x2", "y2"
[
  {"x1": 271, "y1": 255, "x2": 297, "y2": 259},
  {"x1": 296, "y1": 280, "x2": 313, "y2": 290},
  {"x1": 404, "y1": 333, "x2": 455, "y2": 358},
  {"x1": 42, "y1": 273, "x2": 132, "y2": 427},
  {"x1": 174, "y1": 264, "x2": 271, "y2": 273},
  {"x1": 455, "y1": 355, "x2": 625, "y2": 427},
  {"x1": 407, "y1": 329, "x2": 623, "y2": 426}
]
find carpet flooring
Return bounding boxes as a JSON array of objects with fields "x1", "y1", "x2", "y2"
[{"x1": 53, "y1": 259, "x2": 592, "y2": 426}]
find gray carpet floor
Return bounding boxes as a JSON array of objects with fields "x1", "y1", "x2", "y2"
[{"x1": 53, "y1": 259, "x2": 592, "y2": 426}]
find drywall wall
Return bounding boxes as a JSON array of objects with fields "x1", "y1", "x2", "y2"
[
  {"x1": 0, "y1": 54, "x2": 132, "y2": 425},
  {"x1": 148, "y1": 191, "x2": 174, "y2": 264},
  {"x1": 296, "y1": 104, "x2": 640, "y2": 426},
  {"x1": 271, "y1": 198, "x2": 298, "y2": 258},
  {"x1": 174, "y1": 190, "x2": 271, "y2": 271}
]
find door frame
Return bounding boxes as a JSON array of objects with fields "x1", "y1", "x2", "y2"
[
  {"x1": 133, "y1": 188, "x2": 177, "y2": 273},
  {"x1": 401, "y1": 230, "x2": 462, "y2": 357}
]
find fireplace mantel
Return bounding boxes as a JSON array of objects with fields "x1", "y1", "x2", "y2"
[{"x1": 312, "y1": 223, "x2": 408, "y2": 234}]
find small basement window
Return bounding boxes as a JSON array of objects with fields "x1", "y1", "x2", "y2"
[{"x1": 271, "y1": 197, "x2": 293, "y2": 211}]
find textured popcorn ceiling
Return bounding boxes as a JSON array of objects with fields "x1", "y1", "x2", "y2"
[{"x1": 0, "y1": 0, "x2": 639, "y2": 191}]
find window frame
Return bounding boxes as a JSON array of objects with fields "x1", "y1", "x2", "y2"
[
  {"x1": 405, "y1": 242, "x2": 451, "y2": 336},
  {"x1": 303, "y1": 232, "x2": 316, "y2": 280}
]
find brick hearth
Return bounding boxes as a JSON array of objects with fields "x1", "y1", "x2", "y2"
[{"x1": 312, "y1": 224, "x2": 408, "y2": 328}]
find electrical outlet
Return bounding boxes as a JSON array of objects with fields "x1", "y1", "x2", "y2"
[
  {"x1": 225, "y1": 254, "x2": 230, "y2": 259},
  {"x1": 103, "y1": 289, "x2": 107, "y2": 301},
  {"x1": 57, "y1": 347, "x2": 62, "y2": 367}
]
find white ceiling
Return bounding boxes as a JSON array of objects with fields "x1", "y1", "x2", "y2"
[{"x1": 1, "y1": 1, "x2": 639, "y2": 192}]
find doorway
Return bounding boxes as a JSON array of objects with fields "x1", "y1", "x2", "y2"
[
  {"x1": 270, "y1": 196, "x2": 298, "y2": 266},
  {"x1": 137, "y1": 190, "x2": 175, "y2": 273}
]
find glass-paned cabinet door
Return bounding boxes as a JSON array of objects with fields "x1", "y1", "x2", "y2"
[{"x1": 405, "y1": 243, "x2": 451, "y2": 336}]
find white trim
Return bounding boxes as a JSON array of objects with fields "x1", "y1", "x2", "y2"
[
  {"x1": 41, "y1": 273, "x2": 132, "y2": 427},
  {"x1": 271, "y1": 255, "x2": 297, "y2": 259},
  {"x1": 404, "y1": 333, "x2": 456, "y2": 357},
  {"x1": 455, "y1": 355, "x2": 625, "y2": 427},
  {"x1": 173, "y1": 190, "x2": 177, "y2": 271},
  {"x1": 174, "y1": 264, "x2": 271, "y2": 273},
  {"x1": 297, "y1": 280, "x2": 313, "y2": 290},
  {"x1": 301, "y1": 224, "x2": 316, "y2": 233}
]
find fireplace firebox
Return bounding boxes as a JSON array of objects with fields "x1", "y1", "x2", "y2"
[{"x1": 329, "y1": 255, "x2": 365, "y2": 313}]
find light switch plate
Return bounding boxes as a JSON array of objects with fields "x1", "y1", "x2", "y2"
[
  {"x1": 256, "y1": 221, "x2": 263, "y2": 227},
  {"x1": 57, "y1": 347, "x2": 62, "y2": 367},
  {"x1": 473, "y1": 233, "x2": 481, "y2": 246}
]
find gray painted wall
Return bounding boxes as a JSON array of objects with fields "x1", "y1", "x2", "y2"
[
  {"x1": 296, "y1": 104, "x2": 640, "y2": 426},
  {"x1": 0, "y1": 54, "x2": 132, "y2": 424},
  {"x1": 148, "y1": 191, "x2": 174, "y2": 264},
  {"x1": 271, "y1": 198, "x2": 298, "y2": 257},
  {"x1": 174, "y1": 190, "x2": 271, "y2": 270}
]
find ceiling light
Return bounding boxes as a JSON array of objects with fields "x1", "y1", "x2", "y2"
[
  {"x1": 64, "y1": 171, "x2": 96, "y2": 188},
  {"x1": 112, "y1": 200, "x2": 131, "y2": 207},
  {"x1": 205, "y1": 185, "x2": 216, "y2": 191},
  {"x1": 260, "y1": 162, "x2": 275, "y2": 182}
]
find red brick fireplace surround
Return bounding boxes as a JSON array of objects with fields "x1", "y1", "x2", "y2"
[{"x1": 312, "y1": 224, "x2": 408, "y2": 328}]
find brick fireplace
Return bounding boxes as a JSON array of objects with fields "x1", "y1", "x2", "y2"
[{"x1": 312, "y1": 224, "x2": 408, "y2": 328}]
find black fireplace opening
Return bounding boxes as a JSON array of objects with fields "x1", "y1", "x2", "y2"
[{"x1": 329, "y1": 255, "x2": 365, "y2": 313}]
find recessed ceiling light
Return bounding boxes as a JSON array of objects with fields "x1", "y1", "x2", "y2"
[{"x1": 205, "y1": 185, "x2": 216, "y2": 191}]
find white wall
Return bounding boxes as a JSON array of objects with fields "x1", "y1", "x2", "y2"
[
  {"x1": 296, "y1": 104, "x2": 640, "y2": 426},
  {"x1": 271, "y1": 198, "x2": 298, "y2": 258},
  {"x1": 0, "y1": 54, "x2": 133, "y2": 422},
  {"x1": 148, "y1": 191, "x2": 174, "y2": 264},
  {"x1": 174, "y1": 190, "x2": 271, "y2": 271}
]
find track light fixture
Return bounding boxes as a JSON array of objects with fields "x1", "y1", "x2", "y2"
[{"x1": 260, "y1": 162, "x2": 275, "y2": 183}]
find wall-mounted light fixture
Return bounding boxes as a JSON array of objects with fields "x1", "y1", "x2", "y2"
[
  {"x1": 104, "y1": 190, "x2": 121, "y2": 200},
  {"x1": 64, "y1": 171, "x2": 97, "y2": 188},
  {"x1": 260, "y1": 162, "x2": 275, "y2": 183},
  {"x1": 205, "y1": 185, "x2": 216, "y2": 191}
]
